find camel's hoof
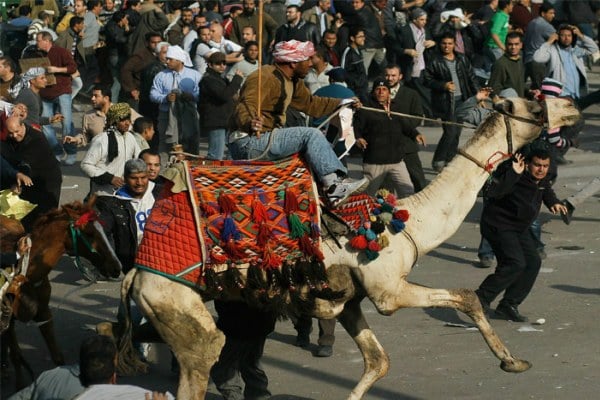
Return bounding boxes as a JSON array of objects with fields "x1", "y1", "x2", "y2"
[{"x1": 500, "y1": 359, "x2": 532, "y2": 373}]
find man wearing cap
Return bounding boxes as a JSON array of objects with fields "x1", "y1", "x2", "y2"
[
  {"x1": 391, "y1": 7, "x2": 436, "y2": 117},
  {"x1": 230, "y1": 39, "x2": 368, "y2": 207},
  {"x1": 199, "y1": 52, "x2": 244, "y2": 160},
  {"x1": 81, "y1": 103, "x2": 142, "y2": 195},
  {"x1": 15, "y1": 67, "x2": 63, "y2": 129},
  {"x1": 150, "y1": 45, "x2": 201, "y2": 156},
  {"x1": 354, "y1": 78, "x2": 416, "y2": 197}
]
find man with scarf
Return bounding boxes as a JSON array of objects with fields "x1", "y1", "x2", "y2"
[
  {"x1": 81, "y1": 103, "x2": 142, "y2": 196},
  {"x1": 229, "y1": 40, "x2": 368, "y2": 207},
  {"x1": 150, "y1": 45, "x2": 201, "y2": 157}
]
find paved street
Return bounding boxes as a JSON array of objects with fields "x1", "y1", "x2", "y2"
[{"x1": 2, "y1": 70, "x2": 599, "y2": 399}]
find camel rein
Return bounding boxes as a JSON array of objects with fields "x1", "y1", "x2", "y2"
[{"x1": 69, "y1": 221, "x2": 99, "y2": 278}]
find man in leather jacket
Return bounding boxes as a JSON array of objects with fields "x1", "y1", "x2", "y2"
[{"x1": 424, "y1": 32, "x2": 479, "y2": 172}]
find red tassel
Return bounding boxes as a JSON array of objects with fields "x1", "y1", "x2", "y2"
[
  {"x1": 299, "y1": 235, "x2": 324, "y2": 261},
  {"x1": 350, "y1": 235, "x2": 368, "y2": 250},
  {"x1": 284, "y1": 187, "x2": 299, "y2": 213},
  {"x1": 210, "y1": 248, "x2": 228, "y2": 263},
  {"x1": 218, "y1": 192, "x2": 237, "y2": 214},
  {"x1": 393, "y1": 209, "x2": 410, "y2": 222},
  {"x1": 199, "y1": 201, "x2": 217, "y2": 217},
  {"x1": 223, "y1": 239, "x2": 247, "y2": 260},
  {"x1": 262, "y1": 246, "x2": 282, "y2": 269},
  {"x1": 252, "y1": 195, "x2": 268, "y2": 224},
  {"x1": 367, "y1": 240, "x2": 381, "y2": 252},
  {"x1": 256, "y1": 223, "x2": 273, "y2": 247},
  {"x1": 308, "y1": 199, "x2": 317, "y2": 215}
]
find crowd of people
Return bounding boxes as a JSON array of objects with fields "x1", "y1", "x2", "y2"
[{"x1": 1, "y1": 0, "x2": 600, "y2": 398}]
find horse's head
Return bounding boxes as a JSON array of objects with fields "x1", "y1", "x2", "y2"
[{"x1": 63, "y1": 198, "x2": 122, "y2": 279}]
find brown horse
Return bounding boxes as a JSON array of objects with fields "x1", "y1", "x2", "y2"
[{"x1": 0, "y1": 198, "x2": 122, "y2": 389}]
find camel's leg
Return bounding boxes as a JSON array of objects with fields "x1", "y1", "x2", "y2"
[
  {"x1": 132, "y1": 272, "x2": 225, "y2": 400},
  {"x1": 35, "y1": 279, "x2": 64, "y2": 365},
  {"x1": 382, "y1": 281, "x2": 531, "y2": 373},
  {"x1": 336, "y1": 296, "x2": 390, "y2": 400}
]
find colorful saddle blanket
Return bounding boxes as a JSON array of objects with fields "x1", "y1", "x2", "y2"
[{"x1": 135, "y1": 155, "x2": 322, "y2": 289}]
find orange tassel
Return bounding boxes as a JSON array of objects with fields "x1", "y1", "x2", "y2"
[
  {"x1": 262, "y1": 246, "x2": 282, "y2": 269},
  {"x1": 308, "y1": 199, "x2": 317, "y2": 215},
  {"x1": 218, "y1": 192, "x2": 237, "y2": 214},
  {"x1": 252, "y1": 194, "x2": 268, "y2": 223},
  {"x1": 299, "y1": 235, "x2": 324, "y2": 261},
  {"x1": 223, "y1": 239, "x2": 247, "y2": 260},
  {"x1": 393, "y1": 209, "x2": 410, "y2": 222},
  {"x1": 199, "y1": 201, "x2": 217, "y2": 217},
  {"x1": 367, "y1": 240, "x2": 381, "y2": 252},
  {"x1": 256, "y1": 223, "x2": 272, "y2": 247}
]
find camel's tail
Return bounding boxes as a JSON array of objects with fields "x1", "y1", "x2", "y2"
[{"x1": 115, "y1": 269, "x2": 148, "y2": 376}]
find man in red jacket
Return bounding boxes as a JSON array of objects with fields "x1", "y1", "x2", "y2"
[{"x1": 34, "y1": 31, "x2": 78, "y2": 165}]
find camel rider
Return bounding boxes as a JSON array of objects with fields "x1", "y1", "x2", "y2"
[{"x1": 229, "y1": 39, "x2": 368, "y2": 207}]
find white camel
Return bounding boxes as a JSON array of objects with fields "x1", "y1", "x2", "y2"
[{"x1": 116, "y1": 98, "x2": 580, "y2": 399}]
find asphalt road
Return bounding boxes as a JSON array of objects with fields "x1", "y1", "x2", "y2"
[{"x1": 2, "y1": 70, "x2": 599, "y2": 399}]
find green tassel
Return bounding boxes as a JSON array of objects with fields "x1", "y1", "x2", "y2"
[
  {"x1": 365, "y1": 249, "x2": 380, "y2": 261},
  {"x1": 288, "y1": 213, "x2": 308, "y2": 239}
]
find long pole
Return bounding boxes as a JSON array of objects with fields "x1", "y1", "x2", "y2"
[{"x1": 256, "y1": 0, "x2": 264, "y2": 137}]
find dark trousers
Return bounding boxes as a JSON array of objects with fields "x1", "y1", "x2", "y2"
[
  {"x1": 576, "y1": 89, "x2": 600, "y2": 111},
  {"x1": 406, "y1": 74, "x2": 433, "y2": 118},
  {"x1": 477, "y1": 222, "x2": 542, "y2": 307},
  {"x1": 525, "y1": 61, "x2": 546, "y2": 90},
  {"x1": 433, "y1": 98, "x2": 464, "y2": 164},
  {"x1": 404, "y1": 152, "x2": 428, "y2": 192},
  {"x1": 294, "y1": 315, "x2": 336, "y2": 346},
  {"x1": 210, "y1": 335, "x2": 271, "y2": 400}
]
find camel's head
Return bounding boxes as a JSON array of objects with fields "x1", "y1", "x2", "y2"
[{"x1": 494, "y1": 97, "x2": 581, "y2": 130}]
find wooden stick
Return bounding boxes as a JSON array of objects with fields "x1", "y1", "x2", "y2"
[{"x1": 256, "y1": 0, "x2": 264, "y2": 137}]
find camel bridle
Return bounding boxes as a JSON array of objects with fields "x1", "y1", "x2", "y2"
[{"x1": 458, "y1": 111, "x2": 544, "y2": 174}]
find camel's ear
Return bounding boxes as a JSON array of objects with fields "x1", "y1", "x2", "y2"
[{"x1": 493, "y1": 98, "x2": 515, "y2": 115}]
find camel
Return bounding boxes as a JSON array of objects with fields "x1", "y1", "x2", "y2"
[{"x1": 116, "y1": 97, "x2": 580, "y2": 399}]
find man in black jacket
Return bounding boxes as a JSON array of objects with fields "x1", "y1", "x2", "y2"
[
  {"x1": 475, "y1": 149, "x2": 568, "y2": 322},
  {"x1": 198, "y1": 52, "x2": 244, "y2": 160},
  {"x1": 351, "y1": 0, "x2": 386, "y2": 73},
  {"x1": 424, "y1": 32, "x2": 479, "y2": 172},
  {"x1": 353, "y1": 78, "x2": 416, "y2": 197},
  {"x1": 341, "y1": 26, "x2": 368, "y2": 101},
  {"x1": 275, "y1": 4, "x2": 320, "y2": 46},
  {"x1": 95, "y1": 159, "x2": 160, "y2": 273}
]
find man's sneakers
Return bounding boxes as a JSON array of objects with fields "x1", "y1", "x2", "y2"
[
  {"x1": 561, "y1": 200, "x2": 575, "y2": 225},
  {"x1": 326, "y1": 177, "x2": 369, "y2": 208}
]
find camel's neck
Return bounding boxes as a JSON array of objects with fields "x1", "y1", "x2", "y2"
[{"x1": 398, "y1": 116, "x2": 540, "y2": 256}]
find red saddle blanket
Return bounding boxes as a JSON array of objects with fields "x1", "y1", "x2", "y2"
[{"x1": 135, "y1": 155, "x2": 322, "y2": 289}]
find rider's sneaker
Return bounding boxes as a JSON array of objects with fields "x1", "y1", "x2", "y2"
[{"x1": 326, "y1": 177, "x2": 369, "y2": 208}]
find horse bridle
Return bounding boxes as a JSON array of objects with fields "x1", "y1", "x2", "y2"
[
  {"x1": 69, "y1": 216, "x2": 100, "y2": 278},
  {"x1": 457, "y1": 111, "x2": 544, "y2": 174}
]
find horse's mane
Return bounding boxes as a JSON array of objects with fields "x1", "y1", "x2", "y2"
[{"x1": 31, "y1": 200, "x2": 90, "y2": 231}]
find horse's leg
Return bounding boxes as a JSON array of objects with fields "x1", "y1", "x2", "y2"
[
  {"x1": 5, "y1": 320, "x2": 27, "y2": 390},
  {"x1": 1, "y1": 330, "x2": 9, "y2": 381},
  {"x1": 382, "y1": 280, "x2": 531, "y2": 373},
  {"x1": 35, "y1": 279, "x2": 64, "y2": 365},
  {"x1": 336, "y1": 296, "x2": 390, "y2": 400},
  {"x1": 132, "y1": 272, "x2": 225, "y2": 400}
]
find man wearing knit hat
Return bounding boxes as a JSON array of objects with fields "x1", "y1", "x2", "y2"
[
  {"x1": 230, "y1": 39, "x2": 368, "y2": 207},
  {"x1": 81, "y1": 103, "x2": 142, "y2": 195},
  {"x1": 354, "y1": 78, "x2": 417, "y2": 198}
]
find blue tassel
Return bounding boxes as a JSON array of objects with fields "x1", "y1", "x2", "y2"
[
  {"x1": 372, "y1": 208, "x2": 381, "y2": 215},
  {"x1": 365, "y1": 229, "x2": 377, "y2": 241},
  {"x1": 357, "y1": 227, "x2": 366, "y2": 235},
  {"x1": 390, "y1": 219, "x2": 405, "y2": 234},
  {"x1": 310, "y1": 222, "x2": 321, "y2": 239},
  {"x1": 221, "y1": 217, "x2": 241, "y2": 242}
]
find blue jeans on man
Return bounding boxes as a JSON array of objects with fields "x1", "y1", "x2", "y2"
[
  {"x1": 42, "y1": 93, "x2": 76, "y2": 156},
  {"x1": 207, "y1": 128, "x2": 227, "y2": 160}
]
